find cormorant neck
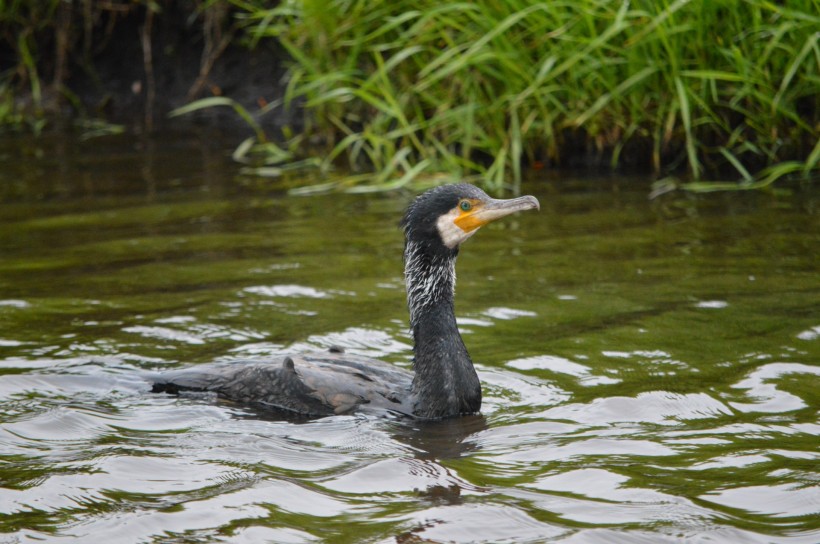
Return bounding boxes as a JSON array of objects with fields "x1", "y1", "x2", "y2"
[{"x1": 404, "y1": 241, "x2": 481, "y2": 419}]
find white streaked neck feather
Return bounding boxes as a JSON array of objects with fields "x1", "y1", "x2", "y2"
[{"x1": 404, "y1": 241, "x2": 456, "y2": 328}]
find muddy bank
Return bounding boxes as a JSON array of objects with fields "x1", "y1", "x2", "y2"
[{"x1": 3, "y1": 2, "x2": 297, "y2": 136}]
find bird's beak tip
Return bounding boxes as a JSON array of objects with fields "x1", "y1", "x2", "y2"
[{"x1": 519, "y1": 195, "x2": 540, "y2": 212}]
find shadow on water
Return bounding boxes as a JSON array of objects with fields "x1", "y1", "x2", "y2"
[
  {"x1": 385, "y1": 415, "x2": 488, "y2": 462},
  {"x1": 230, "y1": 400, "x2": 487, "y2": 461},
  {"x1": 1, "y1": 130, "x2": 819, "y2": 543}
]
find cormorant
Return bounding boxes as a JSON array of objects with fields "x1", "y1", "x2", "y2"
[{"x1": 151, "y1": 183, "x2": 539, "y2": 419}]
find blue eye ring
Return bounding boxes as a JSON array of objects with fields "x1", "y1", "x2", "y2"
[{"x1": 459, "y1": 200, "x2": 472, "y2": 212}]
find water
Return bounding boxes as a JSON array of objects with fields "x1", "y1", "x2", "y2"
[{"x1": 0, "y1": 131, "x2": 818, "y2": 543}]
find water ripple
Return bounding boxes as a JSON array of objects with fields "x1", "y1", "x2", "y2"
[
  {"x1": 393, "y1": 502, "x2": 566, "y2": 543},
  {"x1": 728, "y1": 362, "x2": 820, "y2": 413},
  {"x1": 700, "y1": 483, "x2": 820, "y2": 518},
  {"x1": 243, "y1": 284, "x2": 352, "y2": 299},
  {"x1": 286, "y1": 327, "x2": 412, "y2": 359},
  {"x1": 536, "y1": 391, "x2": 733, "y2": 425},
  {"x1": 507, "y1": 354, "x2": 621, "y2": 386},
  {"x1": 320, "y1": 457, "x2": 472, "y2": 495}
]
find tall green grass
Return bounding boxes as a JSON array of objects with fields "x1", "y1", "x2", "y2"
[{"x1": 233, "y1": 0, "x2": 819, "y2": 192}]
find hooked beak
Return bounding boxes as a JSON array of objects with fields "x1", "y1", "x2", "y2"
[{"x1": 455, "y1": 195, "x2": 540, "y2": 233}]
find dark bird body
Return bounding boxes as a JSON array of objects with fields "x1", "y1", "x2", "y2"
[
  {"x1": 153, "y1": 351, "x2": 414, "y2": 416},
  {"x1": 152, "y1": 184, "x2": 539, "y2": 419}
]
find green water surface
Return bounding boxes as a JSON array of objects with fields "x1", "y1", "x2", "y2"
[{"x1": 0, "y1": 131, "x2": 818, "y2": 543}]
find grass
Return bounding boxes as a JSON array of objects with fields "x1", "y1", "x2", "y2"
[
  {"x1": 1, "y1": 1, "x2": 817, "y2": 193},
  {"x1": 225, "y1": 0, "x2": 819, "y2": 192}
]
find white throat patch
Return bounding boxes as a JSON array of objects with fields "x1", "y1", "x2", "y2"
[{"x1": 436, "y1": 208, "x2": 478, "y2": 249}]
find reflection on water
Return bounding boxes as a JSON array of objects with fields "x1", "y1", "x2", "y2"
[{"x1": 0, "y1": 131, "x2": 818, "y2": 543}]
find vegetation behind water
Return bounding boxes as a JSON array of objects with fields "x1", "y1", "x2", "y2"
[
  {"x1": 237, "y1": 0, "x2": 818, "y2": 191},
  {"x1": 1, "y1": 1, "x2": 818, "y2": 192}
]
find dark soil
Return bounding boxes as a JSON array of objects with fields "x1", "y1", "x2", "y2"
[{"x1": 3, "y1": 2, "x2": 298, "y2": 137}]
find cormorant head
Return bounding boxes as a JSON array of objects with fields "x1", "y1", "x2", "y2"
[{"x1": 402, "y1": 183, "x2": 540, "y2": 255}]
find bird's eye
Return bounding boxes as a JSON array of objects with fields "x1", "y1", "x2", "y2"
[{"x1": 459, "y1": 200, "x2": 472, "y2": 212}]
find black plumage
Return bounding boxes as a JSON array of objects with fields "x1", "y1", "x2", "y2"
[{"x1": 151, "y1": 183, "x2": 539, "y2": 419}]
